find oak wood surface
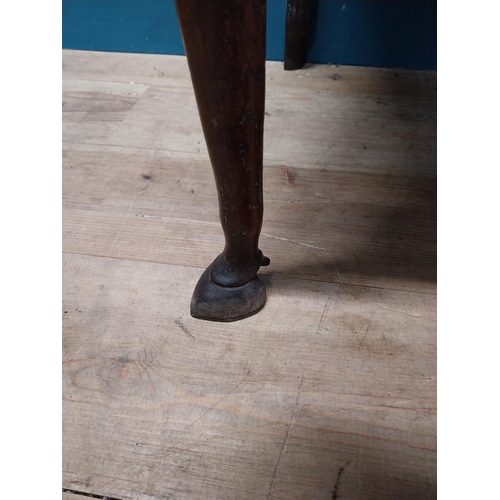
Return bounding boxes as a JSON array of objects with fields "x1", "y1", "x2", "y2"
[{"x1": 62, "y1": 50, "x2": 436, "y2": 499}]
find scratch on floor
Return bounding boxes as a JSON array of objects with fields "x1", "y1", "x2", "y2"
[
  {"x1": 110, "y1": 192, "x2": 139, "y2": 250},
  {"x1": 175, "y1": 319, "x2": 195, "y2": 340},
  {"x1": 332, "y1": 461, "x2": 353, "y2": 499},
  {"x1": 379, "y1": 305, "x2": 422, "y2": 318},
  {"x1": 261, "y1": 232, "x2": 323, "y2": 251},
  {"x1": 316, "y1": 295, "x2": 333, "y2": 335},
  {"x1": 187, "y1": 376, "x2": 247, "y2": 429},
  {"x1": 262, "y1": 190, "x2": 296, "y2": 226},
  {"x1": 267, "y1": 373, "x2": 305, "y2": 499},
  {"x1": 135, "y1": 213, "x2": 162, "y2": 219},
  {"x1": 297, "y1": 210, "x2": 344, "y2": 284},
  {"x1": 110, "y1": 149, "x2": 155, "y2": 249},
  {"x1": 134, "y1": 216, "x2": 220, "y2": 227}
]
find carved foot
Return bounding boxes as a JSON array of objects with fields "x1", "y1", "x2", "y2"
[
  {"x1": 209, "y1": 249, "x2": 270, "y2": 287},
  {"x1": 191, "y1": 256, "x2": 269, "y2": 322}
]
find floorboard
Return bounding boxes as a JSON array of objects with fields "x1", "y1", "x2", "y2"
[{"x1": 62, "y1": 50, "x2": 436, "y2": 500}]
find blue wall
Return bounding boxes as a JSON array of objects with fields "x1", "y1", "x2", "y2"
[{"x1": 62, "y1": 0, "x2": 436, "y2": 70}]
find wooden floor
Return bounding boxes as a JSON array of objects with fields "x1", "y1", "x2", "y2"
[{"x1": 62, "y1": 50, "x2": 436, "y2": 500}]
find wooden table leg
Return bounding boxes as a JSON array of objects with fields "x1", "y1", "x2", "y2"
[
  {"x1": 284, "y1": 0, "x2": 319, "y2": 70},
  {"x1": 174, "y1": 0, "x2": 270, "y2": 322}
]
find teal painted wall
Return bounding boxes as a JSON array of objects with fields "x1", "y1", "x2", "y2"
[{"x1": 62, "y1": 0, "x2": 436, "y2": 70}]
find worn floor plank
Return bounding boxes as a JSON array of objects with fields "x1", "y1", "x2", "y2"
[
  {"x1": 62, "y1": 50, "x2": 436, "y2": 500},
  {"x1": 63, "y1": 254, "x2": 436, "y2": 500},
  {"x1": 62, "y1": 142, "x2": 436, "y2": 294},
  {"x1": 62, "y1": 50, "x2": 436, "y2": 177}
]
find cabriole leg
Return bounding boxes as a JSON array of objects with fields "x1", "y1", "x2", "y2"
[{"x1": 174, "y1": 0, "x2": 270, "y2": 321}]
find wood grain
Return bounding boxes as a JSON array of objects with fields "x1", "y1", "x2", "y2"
[
  {"x1": 62, "y1": 50, "x2": 436, "y2": 500},
  {"x1": 63, "y1": 253, "x2": 436, "y2": 500},
  {"x1": 62, "y1": 50, "x2": 436, "y2": 176},
  {"x1": 63, "y1": 142, "x2": 436, "y2": 293}
]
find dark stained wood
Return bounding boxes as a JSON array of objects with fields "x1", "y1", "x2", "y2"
[
  {"x1": 174, "y1": 0, "x2": 270, "y2": 321},
  {"x1": 284, "y1": 0, "x2": 319, "y2": 70}
]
